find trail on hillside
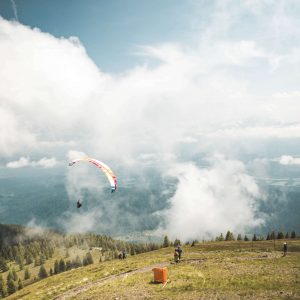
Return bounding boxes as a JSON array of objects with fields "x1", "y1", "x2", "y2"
[{"x1": 55, "y1": 262, "x2": 170, "y2": 300}]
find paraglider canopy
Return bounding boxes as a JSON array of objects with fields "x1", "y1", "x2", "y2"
[{"x1": 68, "y1": 157, "x2": 117, "y2": 192}]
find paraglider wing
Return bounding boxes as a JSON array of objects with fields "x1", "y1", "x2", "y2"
[{"x1": 68, "y1": 157, "x2": 117, "y2": 192}]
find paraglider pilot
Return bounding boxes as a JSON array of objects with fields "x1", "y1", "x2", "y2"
[{"x1": 77, "y1": 199, "x2": 82, "y2": 208}]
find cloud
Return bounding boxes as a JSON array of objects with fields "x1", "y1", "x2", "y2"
[
  {"x1": 161, "y1": 157, "x2": 263, "y2": 240},
  {"x1": 279, "y1": 155, "x2": 300, "y2": 166},
  {"x1": 6, "y1": 157, "x2": 58, "y2": 168}
]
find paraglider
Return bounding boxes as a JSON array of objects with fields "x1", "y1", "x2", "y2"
[{"x1": 68, "y1": 157, "x2": 117, "y2": 193}]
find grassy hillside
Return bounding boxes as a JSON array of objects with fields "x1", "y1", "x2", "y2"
[{"x1": 5, "y1": 239, "x2": 300, "y2": 299}]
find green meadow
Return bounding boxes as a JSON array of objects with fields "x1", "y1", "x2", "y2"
[{"x1": 5, "y1": 239, "x2": 300, "y2": 300}]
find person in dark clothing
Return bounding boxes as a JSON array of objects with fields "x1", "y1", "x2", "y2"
[
  {"x1": 283, "y1": 242, "x2": 287, "y2": 256},
  {"x1": 77, "y1": 200, "x2": 82, "y2": 208},
  {"x1": 177, "y1": 246, "x2": 183, "y2": 260},
  {"x1": 122, "y1": 249, "x2": 126, "y2": 259}
]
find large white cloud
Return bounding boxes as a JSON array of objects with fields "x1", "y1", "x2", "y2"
[
  {"x1": 1, "y1": 0, "x2": 300, "y2": 237},
  {"x1": 162, "y1": 157, "x2": 263, "y2": 240}
]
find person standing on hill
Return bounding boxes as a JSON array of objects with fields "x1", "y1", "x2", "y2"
[
  {"x1": 177, "y1": 245, "x2": 183, "y2": 260},
  {"x1": 174, "y1": 249, "x2": 179, "y2": 263},
  {"x1": 283, "y1": 242, "x2": 288, "y2": 256}
]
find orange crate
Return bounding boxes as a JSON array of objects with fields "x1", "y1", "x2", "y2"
[{"x1": 152, "y1": 267, "x2": 168, "y2": 283}]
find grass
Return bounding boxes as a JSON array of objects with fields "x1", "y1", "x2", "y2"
[{"x1": 5, "y1": 239, "x2": 300, "y2": 299}]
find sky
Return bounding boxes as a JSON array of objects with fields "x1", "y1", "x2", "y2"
[{"x1": 0, "y1": 0, "x2": 300, "y2": 240}]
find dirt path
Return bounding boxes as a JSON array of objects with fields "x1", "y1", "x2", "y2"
[{"x1": 55, "y1": 262, "x2": 170, "y2": 300}]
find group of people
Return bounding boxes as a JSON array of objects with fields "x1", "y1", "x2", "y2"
[
  {"x1": 118, "y1": 249, "x2": 127, "y2": 260},
  {"x1": 174, "y1": 245, "x2": 183, "y2": 263}
]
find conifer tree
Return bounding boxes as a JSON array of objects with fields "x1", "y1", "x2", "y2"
[
  {"x1": 54, "y1": 260, "x2": 59, "y2": 274},
  {"x1": 24, "y1": 268, "x2": 30, "y2": 280},
  {"x1": 0, "y1": 258, "x2": 8, "y2": 272},
  {"x1": 66, "y1": 260, "x2": 72, "y2": 271},
  {"x1": 59, "y1": 259, "x2": 66, "y2": 273},
  {"x1": 237, "y1": 234, "x2": 242, "y2": 241},
  {"x1": 25, "y1": 253, "x2": 33, "y2": 265},
  {"x1": 277, "y1": 232, "x2": 284, "y2": 239},
  {"x1": 15, "y1": 254, "x2": 23, "y2": 265},
  {"x1": 291, "y1": 231, "x2": 296, "y2": 238},
  {"x1": 244, "y1": 235, "x2": 249, "y2": 241},
  {"x1": 18, "y1": 279, "x2": 23, "y2": 290},
  {"x1": 7, "y1": 278, "x2": 16, "y2": 295},
  {"x1": 34, "y1": 257, "x2": 39, "y2": 267},
  {"x1": 86, "y1": 252, "x2": 93, "y2": 265},
  {"x1": 266, "y1": 232, "x2": 270, "y2": 240},
  {"x1": 173, "y1": 239, "x2": 181, "y2": 247},
  {"x1": 285, "y1": 232, "x2": 289, "y2": 238},
  {"x1": 38, "y1": 265, "x2": 48, "y2": 279},
  {"x1": 0, "y1": 275, "x2": 8, "y2": 298},
  {"x1": 12, "y1": 268, "x2": 18, "y2": 281},
  {"x1": 40, "y1": 255, "x2": 45, "y2": 265},
  {"x1": 225, "y1": 231, "x2": 235, "y2": 241},
  {"x1": 270, "y1": 231, "x2": 275, "y2": 240},
  {"x1": 252, "y1": 234, "x2": 257, "y2": 241},
  {"x1": 72, "y1": 256, "x2": 82, "y2": 268},
  {"x1": 163, "y1": 236, "x2": 170, "y2": 247},
  {"x1": 6, "y1": 270, "x2": 13, "y2": 282}
]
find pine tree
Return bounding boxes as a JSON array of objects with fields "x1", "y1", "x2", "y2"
[
  {"x1": 18, "y1": 279, "x2": 23, "y2": 290},
  {"x1": 244, "y1": 235, "x2": 249, "y2": 241},
  {"x1": 7, "y1": 278, "x2": 16, "y2": 295},
  {"x1": 270, "y1": 231, "x2": 276, "y2": 240},
  {"x1": 39, "y1": 254, "x2": 46, "y2": 265},
  {"x1": 66, "y1": 260, "x2": 72, "y2": 271},
  {"x1": 59, "y1": 259, "x2": 66, "y2": 273},
  {"x1": 0, "y1": 258, "x2": 9, "y2": 272},
  {"x1": 86, "y1": 252, "x2": 93, "y2": 265},
  {"x1": 24, "y1": 268, "x2": 30, "y2": 280},
  {"x1": 173, "y1": 239, "x2": 181, "y2": 247},
  {"x1": 15, "y1": 254, "x2": 23, "y2": 267},
  {"x1": 54, "y1": 260, "x2": 59, "y2": 274},
  {"x1": 163, "y1": 236, "x2": 170, "y2": 247},
  {"x1": 237, "y1": 234, "x2": 242, "y2": 241},
  {"x1": 34, "y1": 257, "x2": 40, "y2": 267},
  {"x1": 25, "y1": 253, "x2": 33, "y2": 265},
  {"x1": 277, "y1": 232, "x2": 284, "y2": 239},
  {"x1": 83, "y1": 257, "x2": 88, "y2": 266},
  {"x1": 285, "y1": 232, "x2": 289, "y2": 238},
  {"x1": 225, "y1": 231, "x2": 235, "y2": 241},
  {"x1": 291, "y1": 231, "x2": 296, "y2": 238},
  {"x1": 252, "y1": 234, "x2": 257, "y2": 241},
  {"x1": 266, "y1": 232, "x2": 270, "y2": 240},
  {"x1": 72, "y1": 256, "x2": 82, "y2": 268},
  {"x1": 0, "y1": 275, "x2": 8, "y2": 298},
  {"x1": 12, "y1": 268, "x2": 18, "y2": 281},
  {"x1": 6, "y1": 270, "x2": 13, "y2": 282},
  {"x1": 38, "y1": 265, "x2": 48, "y2": 279}
]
